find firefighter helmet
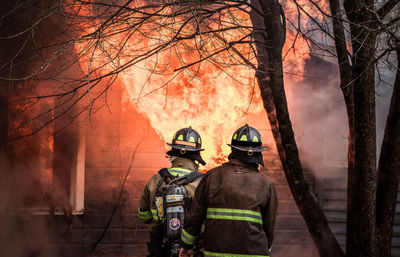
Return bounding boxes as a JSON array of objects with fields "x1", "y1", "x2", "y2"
[
  {"x1": 167, "y1": 127, "x2": 204, "y2": 152},
  {"x1": 228, "y1": 124, "x2": 268, "y2": 154}
]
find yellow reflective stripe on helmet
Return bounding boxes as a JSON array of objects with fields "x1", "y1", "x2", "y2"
[
  {"x1": 198, "y1": 137, "x2": 201, "y2": 144},
  {"x1": 177, "y1": 134, "x2": 184, "y2": 140},
  {"x1": 239, "y1": 135, "x2": 247, "y2": 141},
  {"x1": 138, "y1": 208, "x2": 152, "y2": 220},
  {"x1": 206, "y1": 208, "x2": 263, "y2": 224},
  {"x1": 233, "y1": 134, "x2": 238, "y2": 140},
  {"x1": 181, "y1": 228, "x2": 196, "y2": 245},
  {"x1": 204, "y1": 251, "x2": 269, "y2": 257},
  {"x1": 175, "y1": 140, "x2": 196, "y2": 147},
  {"x1": 252, "y1": 136, "x2": 259, "y2": 142},
  {"x1": 189, "y1": 136, "x2": 196, "y2": 143},
  {"x1": 168, "y1": 167, "x2": 192, "y2": 177}
]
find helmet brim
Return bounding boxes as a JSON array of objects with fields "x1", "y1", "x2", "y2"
[
  {"x1": 227, "y1": 144, "x2": 268, "y2": 152},
  {"x1": 167, "y1": 143, "x2": 204, "y2": 151},
  {"x1": 166, "y1": 149, "x2": 206, "y2": 165}
]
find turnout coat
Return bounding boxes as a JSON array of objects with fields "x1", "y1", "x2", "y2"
[
  {"x1": 138, "y1": 157, "x2": 201, "y2": 230},
  {"x1": 181, "y1": 158, "x2": 278, "y2": 257}
]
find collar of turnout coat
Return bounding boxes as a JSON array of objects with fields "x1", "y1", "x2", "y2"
[
  {"x1": 170, "y1": 157, "x2": 199, "y2": 172},
  {"x1": 228, "y1": 148, "x2": 264, "y2": 167},
  {"x1": 224, "y1": 158, "x2": 260, "y2": 172},
  {"x1": 166, "y1": 148, "x2": 206, "y2": 166}
]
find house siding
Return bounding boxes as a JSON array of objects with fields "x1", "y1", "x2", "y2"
[
  {"x1": 1, "y1": 88, "x2": 317, "y2": 257},
  {"x1": 318, "y1": 171, "x2": 400, "y2": 256}
]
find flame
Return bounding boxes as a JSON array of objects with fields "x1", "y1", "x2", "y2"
[
  {"x1": 281, "y1": 0, "x2": 331, "y2": 80},
  {"x1": 71, "y1": 1, "x2": 319, "y2": 169},
  {"x1": 121, "y1": 56, "x2": 262, "y2": 169},
  {"x1": 8, "y1": 80, "x2": 55, "y2": 202}
]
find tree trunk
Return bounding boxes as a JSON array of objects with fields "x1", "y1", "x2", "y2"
[
  {"x1": 328, "y1": 0, "x2": 355, "y2": 195},
  {"x1": 330, "y1": 0, "x2": 400, "y2": 256},
  {"x1": 376, "y1": 47, "x2": 400, "y2": 257},
  {"x1": 343, "y1": 1, "x2": 378, "y2": 256},
  {"x1": 251, "y1": 1, "x2": 345, "y2": 256}
]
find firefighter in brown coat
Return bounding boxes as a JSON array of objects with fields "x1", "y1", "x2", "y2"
[
  {"x1": 139, "y1": 127, "x2": 206, "y2": 257},
  {"x1": 179, "y1": 124, "x2": 278, "y2": 257}
]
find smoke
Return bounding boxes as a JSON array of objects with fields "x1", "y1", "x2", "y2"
[
  {"x1": 0, "y1": 1, "x2": 396, "y2": 256},
  {"x1": 0, "y1": 76, "x2": 83, "y2": 257},
  {"x1": 284, "y1": 55, "x2": 349, "y2": 176},
  {"x1": 0, "y1": 2, "x2": 88, "y2": 256},
  {"x1": 376, "y1": 53, "x2": 397, "y2": 158},
  {"x1": 284, "y1": 52, "x2": 396, "y2": 177},
  {"x1": 0, "y1": 214, "x2": 58, "y2": 257}
]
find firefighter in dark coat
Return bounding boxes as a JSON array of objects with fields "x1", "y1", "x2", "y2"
[
  {"x1": 139, "y1": 127, "x2": 206, "y2": 257},
  {"x1": 179, "y1": 124, "x2": 278, "y2": 257}
]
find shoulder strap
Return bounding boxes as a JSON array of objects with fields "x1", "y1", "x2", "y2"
[
  {"x1": 177, "y1": 172, "x2": 204, "y2": 185},
  {"x1": 158, "y1": 168, "x2": 173, "y2": 179},
  {"x1": 158, "y1": 168, "x2": 204, "y2": 186},
  {"x1": 156, "y1": 168, "x2": 171, "y2": 196}
]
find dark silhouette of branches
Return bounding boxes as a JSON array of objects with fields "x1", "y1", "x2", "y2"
[
  {"x1": 1, "y1": 0, "x2": 270, "y2": 143},
  {"x1": 1, "y1": 1, "x2": 400, "y2": 256}
]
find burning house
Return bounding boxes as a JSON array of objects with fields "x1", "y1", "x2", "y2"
[
  {"x1": 1, "y1": 0, "x2": 399, "y2": 257},
  {"x1": 0, "y1": 81, "x2": 319, "y2": 257}
]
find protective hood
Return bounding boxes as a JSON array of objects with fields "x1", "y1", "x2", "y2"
[
  {"x1": 228, "y1": 148, "x2": 264, "y2": 167},
  {"x1": 166, "y1": 148, "x2": 206, "y2": 166}
]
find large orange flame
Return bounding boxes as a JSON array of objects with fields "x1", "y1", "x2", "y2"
[
  {"x1": 72, "y1": 1, "x2": 318, "y2": 168},
  {"x1": 121, "y1": 58, "x2": 263, "y2": 169}
]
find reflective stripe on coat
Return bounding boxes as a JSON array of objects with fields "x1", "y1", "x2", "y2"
[{"x1": 181, "y1": 158, "x2": 278, "y2": 256}]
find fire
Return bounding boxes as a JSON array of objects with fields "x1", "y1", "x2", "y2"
[
  {"x1": 8, "y1": 80, "x2": 55, "y2": 204},
  {"x1": 71, "y1": 0, "x2": 318, "y2": 169},
  {"x1": 281, "y1": 0, "x2": 331, "y2": 80},
  {"x1": 121, "y1": 57, "x2": 262, "y2": 169}
]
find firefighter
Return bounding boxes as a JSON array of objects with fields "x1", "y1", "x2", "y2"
[
  {"x1": 138, "y1": 127, "x2": 206, "y2": 257},
  {"x1": 179, "y1": 124, "x2": 278, "y2": 257}
]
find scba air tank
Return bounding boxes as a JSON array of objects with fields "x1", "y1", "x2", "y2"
[{"x1": 164, "y1": 184, "x2": 187, "y2": 239}]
